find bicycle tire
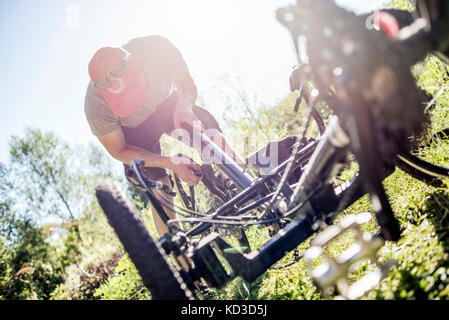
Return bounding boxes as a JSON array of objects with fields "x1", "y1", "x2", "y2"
[
  {"x1": 395, "y1": 152, "x2": 449, "y2": 187},
  {"x1": 95, "y1": 178, "x2": 193, "y2": 300},
  {"x1": 329, "y1": 151, "x2": 449, "y2": 218}
]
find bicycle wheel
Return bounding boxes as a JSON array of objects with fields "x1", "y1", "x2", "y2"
[
  {"x1": 395, "y1": 152, "x2": 449, "y2": 187},
  {"x1": 95, "y1": 178, "x2": 193, "y2": 300}
]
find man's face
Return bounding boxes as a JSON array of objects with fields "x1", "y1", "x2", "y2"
[
  {"x1": 94, "y1": 53, "x2": 130, "y2": 92},
  {"x1": 90, "y1": 48, "x2": 148, "y2": 118}
]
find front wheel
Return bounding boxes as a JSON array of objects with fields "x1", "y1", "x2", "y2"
[{"x1": 95, "y1": 178, "x2": 193, "y2": 300}]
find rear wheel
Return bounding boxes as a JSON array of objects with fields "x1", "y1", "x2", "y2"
[{"x1": 95, "y1": 178, "x2": 193, "y2": 300}]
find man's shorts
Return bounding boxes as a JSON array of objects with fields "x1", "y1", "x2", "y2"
[{"x1": 122, "y1": 94, "x2": 222, "y2": 186}]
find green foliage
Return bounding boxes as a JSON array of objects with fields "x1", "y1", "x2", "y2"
[
  {"x1": 221, "y1": 89, "x2": 327, "y2": 159},
  {"x1": 0, "y1": 218, "x2": 65, "y2": 299},
  {"x1": 8, "y1": 129, "x2": 79, "y2": 226},
  {"x1": 94, "y1": 254, "x2": 151, "y2": 300},
  {"x1": 6, "y1": 129, "x2": 122, "y2": 229},
  {"x1": 0, "y1": 128, "x2": 126, "y2": 299},
  {"x1": 387, "y1": 0, "x2": 415, "y2": 11}
]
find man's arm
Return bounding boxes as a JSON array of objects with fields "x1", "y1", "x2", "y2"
[
  {"x1": 172, "y1": 72, "x2": 205, "y2": 131},
  {"x1": 175, "y1": 72, "x2": 198, "y2": 105},
  {"x1": 97, "y1": 126, "x2": 174, "y2": 168},
  {"x1": 97, "y1": 126, "x2": 201, "y2": 185}
]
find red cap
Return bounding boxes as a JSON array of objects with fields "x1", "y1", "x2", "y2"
[
  {"x1": 88, "y1": 47, "x2": 148, "y2": 118},
  {"x1": 374, "y1": 11, "x2": 400, "y2": 40}
]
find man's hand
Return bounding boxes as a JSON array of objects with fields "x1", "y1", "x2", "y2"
[
  {"x1": 173, "y1": 96, "x2": 205, "y2": 132},
  {"x1": 170, "y1": 154, "x2": 202, "y2": 186}
]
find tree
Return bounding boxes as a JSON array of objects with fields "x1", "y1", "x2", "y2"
[
  {"x1": 6, "y1": 128, "x2": 123, "y2": 238},
  {"x1": 0, "y1": 128, "x2": 124, "y2": 299}
]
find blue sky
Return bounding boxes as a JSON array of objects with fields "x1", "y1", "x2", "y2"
[{"x1": 0, "y1": 0, "x2": 385, "y2": 164}]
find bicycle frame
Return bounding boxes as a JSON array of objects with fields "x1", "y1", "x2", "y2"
[
  {"x1": 130, "y1": 129, "x2": 316, "y2": 229},
  {"x1": 180, "y1": 122, "x2": 254, "y2": 193}
]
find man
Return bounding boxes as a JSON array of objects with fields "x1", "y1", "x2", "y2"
[{"x1": 85, "y1": 35, "x2": 243, "y2": 237}]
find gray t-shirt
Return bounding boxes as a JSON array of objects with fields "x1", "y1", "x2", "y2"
[{"x1": 84, "y1": 35, "x2": 189, "y2": 136}]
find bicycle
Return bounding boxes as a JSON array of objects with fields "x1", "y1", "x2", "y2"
[{"x1": 95, "y1": 0, "x2": 449, "y2": 300}]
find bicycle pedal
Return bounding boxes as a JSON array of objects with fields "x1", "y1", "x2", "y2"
[{"x1": 303, "y1": 212, "x2": 395, "y2": 300}]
